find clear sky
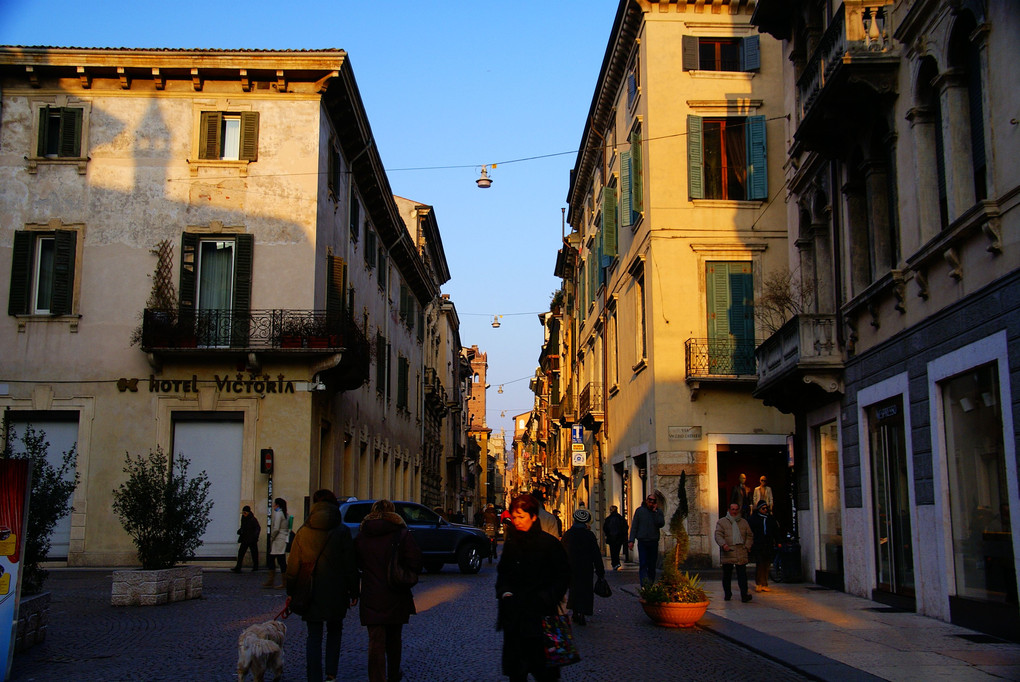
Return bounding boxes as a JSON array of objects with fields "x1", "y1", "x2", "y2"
[{"x1": 0, "y1": 0, "x2": 620, "y2": 442}]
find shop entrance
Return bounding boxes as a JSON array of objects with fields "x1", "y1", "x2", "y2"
[{"x1": 717, "y1": 443, "x2": 791, "y2": 531}]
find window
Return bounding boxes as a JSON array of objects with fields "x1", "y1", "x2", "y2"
[
  {"x1": 326, "y1": 255, "x2": 347, "y2": 323},
  {"x1": 609, "y1": 307, "x2": 619, "y2": 388},
  {"x1": 635, "y1": 267, "x2": 647, "y2": 364},
  {"x1": 603, "y1": 183, "x2": 618, "y2": 260},
  {"x1": 706, "y1": 262, "x2": 754, "y2": 374},
  {"x1": 376, "y1": 248, "x2": 387, "y2": 290},
  {"x1": 375, "y1": 333, "x2": 389, "y2": 397},
  {"x1": 37, "y1": 107, "x2": 83, "y2": 158},
  {"x1": 179, "y1": 233, "x2": 253, "y2": 346},
  {"x1": 364, "y1": 228, "x2": 377, "y2": 269},
  {"x1": 397, "y1": 355, "x2": 410, "y2": 410},
  {"x1": 349, "y1": 197, "x2": 361, "y2": 243},
  {"x1": 682, "y1": 35, "x2": 760, "y2": 72},
  {"x1": 8, "y1": 230, "x2": 77, "y2": 316},
  {"x1": 327, "y1": 144, "x2": 343, "y2": 199},
  {"x1": 198, "y1": 112, "x2": 259, "y2": 161},
  {"x1": 626, "y1": 50, "x2": 640, "y2": 109},
  {"x1": 620, "y1": 126, "x2": 643, "y2": 227},
  {"x1": 688, "y1": 116, "x2": 767, "y2": 200}
]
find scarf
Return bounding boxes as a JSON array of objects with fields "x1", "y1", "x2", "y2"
[{"x1": 727, "y1": 515, "x2": 744, "y2": 545}]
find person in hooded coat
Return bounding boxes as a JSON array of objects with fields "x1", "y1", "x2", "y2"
[
  {"x1": 355, "y1": 499, "x2": 423, "y2": 682},
  {"x1": 561, "y1": 508, "x2": 605, "y2": 625},
  {"x1": 285, "y1": 489, "x2": 360, "y2": 682}
]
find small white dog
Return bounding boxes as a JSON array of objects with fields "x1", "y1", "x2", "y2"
[{"x1": 237, "y1": 620, "x2": 285, "y2": 682}]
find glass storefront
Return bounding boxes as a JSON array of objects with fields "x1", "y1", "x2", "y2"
[
  {"x1": 816, "y1": 421, "x2": 843, "y2": 575},
  {"x1": 869, "y1": 397, "x2": 915, "y2": 598}
]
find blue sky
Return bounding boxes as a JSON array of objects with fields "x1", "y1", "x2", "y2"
[{"x1": 0, "y1": 0, "x2": 620, "y2": 441}]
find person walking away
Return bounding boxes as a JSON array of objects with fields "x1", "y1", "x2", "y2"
[
  {"x1": 496, "y1": 494, "x2": 570, "y2": 682},
  {"x1": 731, "y1": 473, "x2": 752, "y2": 519},
  {"x1": 232, "y1": 505, "x2": 261, "y2": 573},
  {"x1": 286, "y1": 489, "x2": 360, "y2": 682},
  {"x1": 561, "y1": 509, "x2": 604, "y2": 625},
  {"x1": 552, "y1": 510, "x2": 564, "y2": 537},
  {"x1": 355, "y1": 499, "x2": 423, "y2": 682},
  {"x1": 483, "y1": 503, "x2": 500, "y2": 563},
  {"x1": 753, "y1": 475, "x2": 774, "y2": 511},
  {"x1": 263, "y1": 497, "x2": 289, "y2": 588},
  {"x1": 530, "y1": 489, "x2": 560, "y2": 537},
  {"x1": 749, "y1": 500, "x2": 782, "y2": 592},
  {"x1": 715, "y1": 503, "x2": 754, "y2": 603},
  {"x1": 602, "y1": 505, "x2": 628, "y2": 571},
  {"x1": 628, "y1": 492, "x2": 665, "y2": 586}
]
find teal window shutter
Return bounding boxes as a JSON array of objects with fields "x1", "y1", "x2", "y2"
[
  {"x1": 746, "y1": 115, "x2": 767, "y2": 200},
  {"x1": 741, "y1": 35, "x2": 761, "y2": 72},
  {"x1": 603, "y1": 190, "x2": 618, "y2": 258},
  {"x1": 682, "y1": 35, "x2": 699, "y2": 71},
  {"x1": 50, "y1": 230, "x2": 76, "y2": 315},
  {"x1": 239, "y1": 112, "x2": 259, "y2": 161},
  {"x1": 8, "y1": 231, "x2": 34, "y2": 315},
  {"x1": 630, "y1": 128, "x2": 643, "y2": 216},
  {"x1": 620, "y1": 151, "x2": 632, "y2": 228},
  {"x1": 688, "y1": 116, "x2": 704, "y2": 199}
]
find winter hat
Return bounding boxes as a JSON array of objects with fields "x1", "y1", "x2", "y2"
[
  {"x1": 756, "y1": 500, "x2": 769, "y2": 510},
  {"x1": 242, "y1": 505, "x2": 252, "y2": 513},
  {"x1": 573, "y1": 509, "x2": 592, "y2": 524}
]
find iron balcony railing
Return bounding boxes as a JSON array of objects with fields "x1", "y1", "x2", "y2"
[
  {"x1": 578, "y1": 382, "x2": 604, "y2": 418},
  {"x1": 685, "y1": 338, "x2": 757, "y2": 378}
]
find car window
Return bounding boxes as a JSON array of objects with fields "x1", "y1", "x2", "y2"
[
  {"x1": 342, "y1": 503, "x2": 372, "y2": 525},
  {"x1": 397, "y1": 503, "x2": 439, "y2": 525}
]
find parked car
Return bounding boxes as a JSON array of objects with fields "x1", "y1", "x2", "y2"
[{"x1": 338, "y1": 499, "x2": 489, "y2": 574}]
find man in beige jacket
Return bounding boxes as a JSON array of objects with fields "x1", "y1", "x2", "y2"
[{"x1": 714, "y1": 503, "x2": 754, "y2": 602}]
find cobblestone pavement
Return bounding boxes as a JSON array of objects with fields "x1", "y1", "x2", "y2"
[{"x1": 11, "y1": 564, "x2": 810, "y2": 681}]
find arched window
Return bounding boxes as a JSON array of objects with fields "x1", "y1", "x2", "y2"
[
  {"x1": 916, "y1": 57, "x2": 948, "y2": 231},
  {"x1": 948, "y1": 13, "x2": 986, "y2": 202}
]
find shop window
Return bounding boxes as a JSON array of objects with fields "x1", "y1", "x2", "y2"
[
  {"x1": 8, "y1": 230, "x2": 77, "y2": 316},
  {"x1": 688, "y1": 116, "x2": 767, "y2": 201},
  {"x1": 198, "y1": 111, "x2": 259, "y2": 161}
]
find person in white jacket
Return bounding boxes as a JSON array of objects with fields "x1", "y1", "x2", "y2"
[{"x1": 263, "y1": 497, "x2": 290, "y2": 588}]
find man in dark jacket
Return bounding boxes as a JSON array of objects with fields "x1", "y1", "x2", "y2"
[
  {"x1": 628, "y1": 492, "x2": 665, "y2": 585},
  {"x1": 603, "y1": 505, "x2": 628, "y2": 570},
  {"x1": 286, "y1": 490, "x2": 360, "y2": 682},
  {"x1": 232, "y1": 505, "x2": 261, "y2": 573},
  {"x1": 355, "y1": 500, "x2": 423, "y2": 682}
]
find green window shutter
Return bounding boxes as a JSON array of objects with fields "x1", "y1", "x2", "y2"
[
  {"x1": 687, "y1": 115, "x2": 704, "y2": 200},
  {"x1": 198, "y1": 112, "x2": 221, "y2": 160},
  {"x1": 50, "y1": 230, "x2": 76, "y2": 315},
  {"x1": 682, "y1": 35, "x2": 700, "y2": 71},
  {"x1": 630, "y1": 128, "x2": 643, "y2": 215},
  {"x1": 399, "y1": 283, "x2": 409, "y2": 320},
  {"x1": 603, "y1": 190, "x2": 618, "y2": 258},
  {"x1": 327, "y1": 255, "x2": 347, "y2": 322},
  {"x1": 745, "y1": 115, "x2": 768, "y2": 200},
  {"x1": 376, "y1": 334, "x2": 387, "y2": 393},
  {"x1": 59, "y1": 108, "x2": 82, "y2": 158},
  {"x1": 239, "y1": 112, "x2": 259, "y2": 161},
  {"x1": 230, "y1": 234, "x2": 254, "y2": 346},
  {"x1": 620, "y1": 151, "x2": 632, "y2": 228},
  {"x1": 377, "y1": 249, "x2": 387, "y2": 288},
  {"x1": 397, "y1": 356, "x2": 409, "y2": 409},
  {"x1": 179, "y1": 232, "x2": 199, "y2": 311},
  {"x1": 741, "y1": 35, "x2": 761, "y2": 72},
  {"x1": 37, "y1": 107, "x2": 49, "y2": 157},
  {"x1": 8, "y1": 231, "x2": 34, "y2": 315},
  {"x1": 327, "y1": 147, "x2": 337, "y2": 195}
]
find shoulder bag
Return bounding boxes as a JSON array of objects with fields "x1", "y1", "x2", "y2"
[
  {"x1": 288, "y1": 528, "x2": 333, "y2": 616},
  {"x1": 388, "y1": 529, "x2": 419, "y2": 589},
  {"x1": 593, "y1": 574, "x2": 612, "y2": 598}
]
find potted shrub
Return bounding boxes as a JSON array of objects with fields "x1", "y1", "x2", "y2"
[
  {"x1": 637, "y1": 472, "x2": 710, "y2": 627},
  {"x1": 279, "y1": 316, "x2": 307, "y2": 348},
  {"x1": 110, "y1": 447, "x2": 212, "y2": 606}
]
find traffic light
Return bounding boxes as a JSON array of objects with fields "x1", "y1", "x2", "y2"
[{"x1": 260, "y1": 448, "x2": 274, "y2": 474}]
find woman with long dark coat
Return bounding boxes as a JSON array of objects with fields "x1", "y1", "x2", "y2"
[
  {"x1": 561, "y1": 508, "x2": 605, "y2": 625},
  {"x1": 749, "y1": 499, "x2": 783, "y2": 592},
  {"x1": 496, "y1": 494, "x2": 571, "y2": 682},
  {"x1": 355, "y1": 499, "x2": 423, "y2": 682}
]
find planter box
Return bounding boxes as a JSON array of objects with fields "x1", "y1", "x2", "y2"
[
  {"x1": 639, "y1": 599, "x2": 710, "y2": 628},
  {"x1": 15, "y1": 592, "x2": 50, "y2": 651},
  {"x1": 111, "y1": 565, "x2": 202, "y2": 606}
]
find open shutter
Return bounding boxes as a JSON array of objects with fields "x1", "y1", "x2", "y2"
[
  {"x1": 745, "y1": 115, "x2": 768, "y2": 200},
  {"x1": 620, "y1": 151, "x2": 632, "y2": 228},
  {"x1": 37, "y1": 108, "x2": 49, "y2": 157},
  {"x1": 239, "y1": 112, "x2": 259, "y2": 161},
  {"x1": 179, "y1": 233, "x2": 199, "y2": 311},
  {"x1": 603, "y1": 189, "x2": 618, "y2": 258},
  {"x1": 741, "y1": 35, "x2": 761, "y2": 72},
  {"x1": 399, "y1": 283, "x2": 409, "y2": 321},
  {"x1": 59, "y1": 108, "x2": 82, "y2": 158},
  {"x1": 327, "y1": 255, "x2": 347, "y2": 323},
  {"x1": 50, "y1": 230, "x2": 76, "y2": 315},
  {"x1": 730, "y1": 262, "x2": 755, "y2": 374},
  {"x1": 630, "y1": 128, "x2": 643, "y2": 215},
  {"x1": 198, "y1": 112, "x2": 221, "y2": 160},
  {"x1": 682, "y1": 35, "x2": 700, "y2": 71},
  {"x1": 364, "y1": 228, "x2": 376, "y2": 268},
  {"x1": 687, "y1": 115, "x2": 704, "y2": 200},
  {"x1": 349, "y1": 197, "x2": 360, "y2": 243},
  {"x1": 8, "y1": 231, "x2": 34, "y2": 315},
  {"x1": 231, "y1": 234, "x2": 254, "y2": 346}
]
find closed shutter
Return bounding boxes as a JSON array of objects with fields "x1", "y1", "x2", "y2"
[
  {"x1": 198, "y1": 112, "x2": 222, "y2": 160},
  {"x1": 230, "y1": 234, "x2": 254, "y2": 346},
  {"x1": 688, "y1": 115, "x2": 704, "y2": 199},
  {"x1": 37, "y1": 108, "x2": 49, "y2": 157},
  {"x1": 682, "y1": 35, "x2": 699, "y2": 71},
  {"x1": 179, "y1": 232, "x2": 199, "y2": 313},
  {"x1": 350, "y1": 197, "x2": 360, "y2": 243},
  {"x1": 59, "y1": 109, "x2": 82, "y2": 158},
  {"x1": 706, "y1": 262, "x2": 754, "y2": 374},
  {"x1": 376, "y1": 334, "x2": 387, "y2": 393},
  {"x1": 602, "y1": 189, "x2": 618, "y2": 258},
  {"x1": 8, "y1": 231, "x2": 34, "y2": 315},
  {"x1": 620, "y1": 151, "x2": 632, "y2": 228},
  {"x1": 630, "y1": 128, "x2": 643, "y2": 215},
  {"x1": 377, "y1": 249, "x2": 387, "y2": 288},
  {"x1": 50, "y1": 230, "x2": 76, "y2": 315},
  {"x1": 745, "y1": 115, "x2": 767, "y2": 200},
  {"x1": 397, "y1": 357, "x2": 409, "y2": 409},
  {"x1": 327, "y1": 146, "x2": 337, "y2": 196},
  {"x1": 365, "y1": 229, "x2": 377, "y2": 268},
  {"x1": 399, "y1": 283, "x2": 409, "y2": 321},
  {"x1": 741, "y1": 35, "x2": 761, "y2": 72},
  {"x1": 239, "y1": 112, "x2": 259, "y2": 161}
]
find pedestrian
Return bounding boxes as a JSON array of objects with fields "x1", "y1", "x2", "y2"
[
  {"x1": 603, "y1": 505, "x2": 628, "y2": 571},
  {"x1": 731, "y1": 473, "x2": 752, "y2": 519},
  {"x1": 232, "y1": 505, "x2": 261, "y2": 573},
  {"x1": 749, "y1": 500, "x2": 782, "y2": 592},
  {"x1": 714, "y1": 502, "x2": 754, "y2": 603},
  {"x1": 753, "y1": 475, "x2": 774, "y2": 511},
  {"x1": 496, "y1": 493, "x2": 570, "y2": 682},
  {"x1": 285, "y1": 489, "x2": 360, "y2": 682},
  {"x1": 530, "y1": 489, "x2": 560, "y2": 537},
  {"x1": 483, "y1": 503, "x2": 500, "y2": 563},
  {"x1": 355, "y1": 499, "x2": 423, "y2": 682},
  {"x1": 551, "y1": 509, "x2": 564, "y2": 537},
  {"x1": 561, "y1": 508, "x2": 604, "y2": 626},
  {"x1": 627, "y1": 492, "x2": 665, "y2": 586},
  {"x1": 263, "y1": 497, "x2": 289, "y2": 588}
]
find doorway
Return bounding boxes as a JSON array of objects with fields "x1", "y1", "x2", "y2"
[{"x1": 717, "y1": 443, "x2": 791, "y2": 530}]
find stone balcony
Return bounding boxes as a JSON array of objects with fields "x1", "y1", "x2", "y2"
[{"x1": 753, "y1": 313, "x2": 844, "y2": 413}]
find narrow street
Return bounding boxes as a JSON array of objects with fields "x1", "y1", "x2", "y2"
[{"x1": 11, "y1": 564, "x2": 808, "y2": 681}]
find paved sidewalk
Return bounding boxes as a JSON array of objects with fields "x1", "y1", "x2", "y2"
[{"x1": 618, "y1": 561, "x2": 1020, "y2": 681}]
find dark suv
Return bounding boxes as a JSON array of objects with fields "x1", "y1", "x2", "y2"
[{"x1": 338, "y1": 499, "x2": 489, "y2": 574}]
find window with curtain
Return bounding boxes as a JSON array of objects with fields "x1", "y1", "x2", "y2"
[
  {"x1": 8, "y1": 230, "x2": 77, "y2": 316},
  {"x1": 688, "y1": 115, "x2": 767, "y2": 201},
  {"x1": 197, "y1": 241, "x2": 234, "y2": 346}
]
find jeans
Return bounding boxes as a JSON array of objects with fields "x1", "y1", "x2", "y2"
[
  {"x1": 608, "y1": 540, "x2": 624, "y2": 568},
  {"x1": 269, "y1": 553, "x2": 287, "y2": 572},
  {"x1": 306, "y1": 619, "x2": 343, "y2": 682},
  {"x1": 367, "y1": 624, "x2": 403, "y2": 682},
  {"x1": 722, "y1": 563, "x2": 749, "y2": 599},
  {"x1": 637, "y1": 539, "x2": 658, "y2": 585}
]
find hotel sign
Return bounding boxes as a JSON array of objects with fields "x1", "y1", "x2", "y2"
[{"x1": 117, "y1": 374, "x2": 298, "y2": 395}]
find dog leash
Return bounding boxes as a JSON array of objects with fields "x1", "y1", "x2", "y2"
[{"x1": 275, "y1": 597, "x2": 292, "y2": 621}]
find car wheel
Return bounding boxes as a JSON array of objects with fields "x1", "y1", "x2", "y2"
[
  {"x1": 458, "y1": 545, "x2": 482, "y2": 574},
  {"x1": 424, "y1": 560, "x2": 444, "y2": 574}
]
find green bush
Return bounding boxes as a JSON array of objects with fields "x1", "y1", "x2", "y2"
[
  {"x1": 111, "y1": 448, "x2": 213, "y2": 570},
  {"x1": 1, "y1": 424, "x2": 79, "y2": 595},
  {"x1": 637, "y1": 571, "x2": 707, "y2": 604}
]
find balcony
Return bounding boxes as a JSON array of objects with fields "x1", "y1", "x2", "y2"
[
  {"x1": 578, "y1": 382, "x2": 604, "y2": 429},
  {"x1": 753, "y1": 314, "x2": 844, "y2": 414},
  {"x1": 794, "y1": 2, "x2": 899, "y2": 154}
]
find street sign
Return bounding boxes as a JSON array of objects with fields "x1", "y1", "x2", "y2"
[
  {"x1": 572, "y1": 450, "x2": 587, "y2": 466},
  {"x1": 571, "y1": 425, "x2": 583, "y2": 444}
]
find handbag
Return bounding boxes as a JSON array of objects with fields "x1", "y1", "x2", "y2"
[
  {"x1": 285, "y1": 530, "x2": 295, "y2": 553},
  {"x1": 540, "y1": 612, "x2": 581, "y2": 667},
  {"x1": 288, "y1": 529, "x2": 332, "y2": 616},
  {"x1": 593, "y1": 574, "x2": 612, "y2": 598},
  {"x1": 388, "y1": 530, "x2": 419, "y2": 589}
]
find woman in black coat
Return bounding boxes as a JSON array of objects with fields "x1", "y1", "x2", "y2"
[
  {"x1": 748, "y1": 499, "x2": 783, "y2": 592},
  {"x1": 355, "y1": 499, "x2": 423, "y2": 682},
  {"x1": 561, "y1": 508, "x2": 605, "y2": 625},
  {"x1": 285, "y1": 490, "x2": 360, "y2": 682},
  {"x1": 496, "y1": 494, "x2": 571, "y2": 682}
]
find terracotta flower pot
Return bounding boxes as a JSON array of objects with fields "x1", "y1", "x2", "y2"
[{"x1": 639, "y1": 598, "x2": 710, "y2": 628}]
